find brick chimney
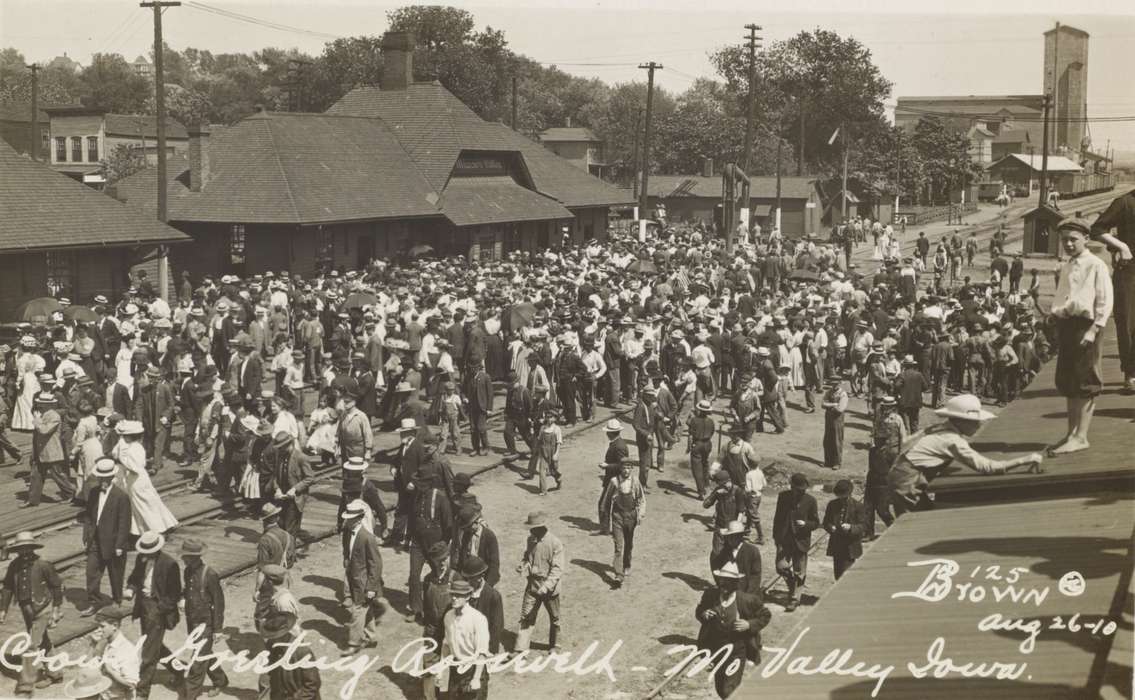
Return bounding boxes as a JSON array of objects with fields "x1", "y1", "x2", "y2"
[
  {"x1": 702, "y1": 157, "x2": 714, "y2": 178},
  {"x1": 382, "y1": 31, "x2": 415, "y2": 90},
  {"x1": 188, "y1": 125, "x2": 210, "y2": 193}
]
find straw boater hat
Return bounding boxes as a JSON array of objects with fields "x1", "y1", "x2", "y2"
[
  {"x1": 604, "y1": 419, "x2": 623, "y2": 434},
  {"x1": 718, "y1": 520, "x2": 745, "y2": 537},
  {"x1": 63, "y1": 667, "x2": 113, "y2": 699},
  {"x1": 116, "y1": 420, "x2": 144, "y2": 436},
  {"x1": 340, "y1": 500, "x2": 367, "y2": 521},
  {"x1": 712, "y1": 560, "x2": 743, "y2": 579},
  {"x1": 935, "y1": 394, "x2": 996, "y2": 422},
  {"x1": 7, "y1": 531, "x2": 42, "y2": 552},
  {"x1": 343, "y1": 457, "x2": 367, "y2": 472},
  {"x1": 399, "y1": 418, "x2": 418, "y2": 433},
  {"x1": 136, "y1": 531, "x2": 165, "y2": 554},
  {"x1": 91, "y1": 457, "x2": 118, "y2": 479},
  {"x1": 696, "y1": 399, "x2": 712, "y2": 413}
]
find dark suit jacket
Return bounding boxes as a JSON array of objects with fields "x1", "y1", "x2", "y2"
[
  {"x1": 695, "y1": 589, "x2": 771, "y2": 662},
  {"x1": 128, "y1": 552, "x2": 182, "y2": 624},
  {"x1": 270, "y1": 448, "x2": 316, "y2": 512},
  {"x1": 84, "y1": 485, "x2": 132, "y2": 558},
  {"x1": 183, "y1": 563, "x2": 225, "y2": 630},
  {"x1": 111, "y1": 383, "x2": 136, "y2": 420},
  {"x1": 237, "y1": 354, "x2": 263, "y2": 399},
  {"x1": 394, "y1": 438, "x2": 427, "y2": 493},
  {"x1": 471, "y1": 583, "x2": 506, "y2": 654},
  {"x1": 342, "y1": 526, "x2": 383, "y2": 603},
  {"x1": 772, "y1": 489, "x2": 820, "y2": 553},
  {"x1": 354, "y1": 370, "x2": 378, "y2": 418},
  {"x1": 710, "y1": 541, "x2": 763, "y2": 598},
  {"x1": 823, "y1": 496, "x2": 866, "y2": 560},
  {"x1": 455, "y1": 525, "x2": 500, "y2": 587}
]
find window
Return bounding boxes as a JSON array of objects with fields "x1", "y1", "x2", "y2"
[
  {"x1": 86, "y1": 136, "x2": 99, "y2": 163},
  {"x1": 71, "y1": 136, "x2": 82, "y2": 163},
  {"x1": 315, "y1": 227, "x2": 334, "y2": 270},
  {"x1": 40, "y1": 129, "x2": 49, "y2": 158},
  {"x1": 55, "y1": 136, "x2": 66, "y2": 162},
  {"x1": 229, "y1": 224, "x2": 246, "y2": 265},
  {"x1": 45, "y1": 252, "x2": 77, "y2": 297}
]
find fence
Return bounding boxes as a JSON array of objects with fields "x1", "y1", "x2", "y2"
[{"x1": 894, "y1": 201, "x2": 978, "y2": 226}]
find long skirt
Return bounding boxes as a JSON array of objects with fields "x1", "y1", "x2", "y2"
[{"x1": 823, "y1": 412, "x2": 844, "y2": 468}]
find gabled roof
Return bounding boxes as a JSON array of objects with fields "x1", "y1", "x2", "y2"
[
  {"x1": 987, "y1": 153, "x2": 1083, "y2": 173},
  {"x1": 0, "y1": 102, "x2": 51, "y2": 124},
  {"x1": 327, "y1": 83, "x2": 631, "y2": 208},
  {"x1": 968, "y1": 125, "x2": 995, "y2": 138},
  {"x1": 992, "y1": 129, "x2": 1030, "y2": 144},
  {"x1": 104, "y1": 114, "x2": 188, "y2": 140},
  {"x1": 646, "y1": 175, "x2": 816, "y2": 200},
  {"x1": 539, "y1": 127, "x2": 601, "y2": 143},
  {"x1": 0, "y1": 140, "x2": 189, "y2": 251},
  {"x1": 116, "y1": 112, "x2": 442, "y2": 224},
  {"x1": 440, "y1": 176, "x2": 572, "y2": 226}
]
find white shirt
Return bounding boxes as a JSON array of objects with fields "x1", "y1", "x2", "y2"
[
  {"x1": 439, "y1": 606, "x2": 490, "y2": 691},
  {"x1": 96, "y1": 486, "x2": 110, "y2": 524},
  {"x1": 142, "y1": 559, "x2": 154, "y2": 597},
  {"x1": 103, "y1": 631, "x2": 140, "y2": 688}
]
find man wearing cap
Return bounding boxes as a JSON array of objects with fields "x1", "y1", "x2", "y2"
[
  {"x1": 256, "y1": 503, "x2": 295, "y2": 596},
  {"x1": 180, "y1": 538, "x2": 229, "y2": 698},
  {"x1": 28, "y1": 392, "x2": 76, "y2": 507},
  {"x1": 233, "y1": 336, "x2": 263, "y2": 407},
  {"x1": 341, "y1": 501, "x2": 383, "y2": 654},
  {"x1": 889, "y1": 394, "x2": 1043, "y2": 515},
  {"x1": 1049, "y1": 217, "x2": 1115, "y2": 455},
  {"x1": 337, "y1": 388, "x2": 374, "y2": 462},
  {"x1": 89, "y1": 605, "x2": 140, "y2": 697},
  {"x1": 703, "y1": 468, "x2": 747, "y2": 557},
  {"x1": 421, "y1": 540, "x2": 456, "y2": 649},
  {"x1": 823, "y1": 480, "x2": 866, "y2": 580},
  {"x1": 598, "y1": 457, "x2": 645, "y2": 586},
  {"x1": 772, "y1": 473, "x2": 819, "y2": 611},
  {"x1": 435, "y1": 578, "x2": 491, "y2": 698},
  {"x1": 138, "y1": 366, "x2": 175, "y2": 474},
  {"x1": 463, "y1": 555, "x2": 505, "y2": 657},
  {"x1": 265, "y1": 430, "x2": 316, "y2": 538},
  {"x1": 352, "y1": 353, "x2": 379, "y2": 420},
  {"x1": 177, "y1": 364, "x2": 201, "y2": 467},
  {"x1": 253, "y1": 563, "x2": 300, "y2": 636},
  {"x1": 467, "y1": 360, "x2": 494, "y2": 456},
  {"x1": 1, "y1": 531, "x2": 64, "y2": 696},
  {"x1": 695, "y1": 560, "x2": 772, "y2": 698},
  {"x1": 514, "y1": 511, "x2": 565, "y2": 653},
  {"x1": 80, "y1": 458, "x2": 131, "y2": 616},
  {"x1": 866, "y1": 396, "x2": 904, "y2": 539},
  {"x1": 454, "y1": 502, "x2": 500, "y2": 588},
  {"x1": 686, "y1": 399, "x2": 715, "y2": 499},
  {"x1": 127, "y1": 531, "x2": 181, "y2": 700}
]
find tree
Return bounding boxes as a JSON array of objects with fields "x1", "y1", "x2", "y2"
[
  {"x1": 100, "y1": 143, "x2": 148, "y2": 185},
  {"x1": 79, "y1": 53, "x2": 150, "y2": 113},
  {"x1": 145, "y1": 83, "x2": 212, "y2": 128},
  {"x1": 308, "y1": 36, "x2": 385, "y2": 110}
]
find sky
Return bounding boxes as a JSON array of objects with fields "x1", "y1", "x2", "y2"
[{"x1": 2, "y1": 0, "x2": 1133, "y2": 155}]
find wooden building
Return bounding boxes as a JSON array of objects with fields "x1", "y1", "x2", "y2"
[
  {"x1": 44, "y1": 107, "x2": 189, "y2": 185},
  {"x1": 1022, "y1": 204, "x2": 1064, "y2": 256},
  {"x1": 0, "y1": 140, "x2": 189, "y2": 320},
  {"x1": 538, "y1": 126, "x2": 607, "y2": 178},
  {"x1": 645, "y1": 174, "x2": 821, "y2": 237}
]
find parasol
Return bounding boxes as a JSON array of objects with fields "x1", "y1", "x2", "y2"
[
  {"x1": 626, "y1": 259, "x2": 658, "y2": 274},
  {"x1": 408, "y1": 244, "x2": 436, "y2": 258},
  {"x1": 340, "y1": 292, "x2": 380, "y2": 311},
  {"x1": 503, "y1": 303, "x2": 538, "y2": 334},
  {"x1": 788, "y1": 269, "x2": 821, "y2": 282},
  {"x1": 15, "y1": 297, "x2": 62, "y2": 322},
  {"x1": 63, "y1": 305, "x2": 98, "y2": 323}
]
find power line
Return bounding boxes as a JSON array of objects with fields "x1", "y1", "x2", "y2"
[
  {"x1": 182, "y1": 0, "x2": 339, "y2": 40},
  {"x1": 892, "y1": 104, "x2": 1135, "y2": 123}
]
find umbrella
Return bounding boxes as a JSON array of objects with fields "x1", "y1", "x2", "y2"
[
  {"x1": 63, "y1": 305, "x2": 98, "y2": 323},
  {"x1": 15, "y1": 297, "x2": 62, "y2": 322},
  {"x1": 408, "y1": 244, "x2": 436, "y2": 258},
  {"x1": 503, "y1": 303, "x2": 538, "y2": 334},
  {"x1": 340, "y1": 292, "x2": 379, "y2": 311},
  {"x1": 788, "y1": 269, "x2": 821, "y2": 282},
  {"x1": 626, "y1": 259, "x2": 658, "y2": 274}
]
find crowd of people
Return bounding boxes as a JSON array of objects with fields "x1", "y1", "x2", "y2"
[{"x1": 0, "y1": 192, "x2": 1125, "y2": 698}]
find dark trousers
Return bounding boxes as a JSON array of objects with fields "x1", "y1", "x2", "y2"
[
  {"x1": 180, "y1": 412, "x2": 198, "y2": 462},
  {"x1": 863, "y1": 484, "x2": 894, "y2": 538},
  {"x1": 578, "y1": 378, "x2": 595, "y2": 421},
  {"x1": 503, "y1": 417, "x2": 531, "y2": 455},
  {"x1": 930, "y1": 372, "x2": 947, "y2": 408},
  {"x1": 28, "y1": 459, "x2": 74, "y2": 506},
  {"x1": 1115, "y1": 264, "x2": 1135, "y2": 378},
  {"x1": 390, "y1": 492, "x2": 412, "y2": 545},
  {"x1": 137, "y1": 598, "x2": 173, "y2": 698},
  {"x1": 634, "y1": 434, "x2": 653, "y2": 488},
  {"x1": 901, "y1": 406, "x2": 920, "y2": 433},
  {"x1": 603, "y1": 368, "x2": 620, "y2": 405},
  {"x1": 611, "y1": 513, "x2": 636, "y2": 577},
  {"x1": 180, "y1": 625, "x2": 229, "y2": 699},
  {"x1": 689, "y1": 442, "x2": 711, "y2": 498},
  {"x1": 833, "y1": 555, "x2": 857, "y2": 580},
  {"x1": 558, "y1": 380, "x2": 577, "y2": 424},
  {"x1": 85, "y1": 547, "x2": 126, "y2": 607},
  {"x1": 470, "y1": 411, "x2": 490, "y2": 453},
  {"x1": 278, "y1": 501, "x2": 303, "y2": 539},
  {"x1": 408, "y1": 541, "x2": 427, "y2": 615},
  {"x1": 0, "y1": 430, "x2": 21, "y2": 461}
]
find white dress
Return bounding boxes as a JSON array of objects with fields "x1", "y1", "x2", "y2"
[
  {"x1": 11, "y1": 352, "x2": 44, "y2": 432},
  {"x1": 111, "y1": 439, "x2": 179, "y2": 535},
  {"x1": 305, "y1": 408, "x2": 338, "y2": 455}
]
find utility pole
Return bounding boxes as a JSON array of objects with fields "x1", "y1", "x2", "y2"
[
  {"x1": 511, "y1": 75, "x2": 518, "y2": 130},
  {"x1": 637, "y1": 61, "x2": 662, "y2": 220},
  {"x1": 741, "y1": 24, "x2": 761, "y2": 174},
  {"x1": 141, "y1": 0, "x2": 179, "y2": 302},
  {"x1": 1039, "y1": 92, "x2": 1052, "y2": 208},
  {"x1": 1051, "y1": 22, "x2": 1060, "y2": 152},
  {"x1": 631, "y1": 107, "x2": 642, "y2": 202},
  {"x1": 26, "y1": 63, "x2": 38, "y2": 161},
  {"x1": 797, "y1": 101, "x2": 805, "y2": 176},
  {"x1": 841, "y1": 124, "x2": 850, "y2": 222}
]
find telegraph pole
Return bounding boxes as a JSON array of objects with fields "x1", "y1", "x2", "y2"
[
  {"x1": 141, "y1": 0, "x2": 179, "y2": 302},
  {"x1": 26, "y1": 63, "x2": 38, "y2": 161},
  {"x1": 841, "y1": 124, "x2": 850, "y2": 222},
  {"x1": 741, "y1": 24, "x2": 761, "y2": 174},
  {"x1": 631, "y1": 107, "x2": 642, "y2": 202},
  {"x1": 1039, "y1": 92, "x2": 1052, "y2": 207},
  {"x1": 637, "y1": 61, "x2": 662, "y2": 219}
]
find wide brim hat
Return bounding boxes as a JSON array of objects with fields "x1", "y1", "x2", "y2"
[
  {"x1": 524, "y1": 510, "x2": 549, "y2": 528},
  {"x1": 7, "y1": 531, "x2": 42, "y2": 551},
  {"x1": 239, "y1": 415, "x2": 260, "y2": 432},
  {"x1": 935, "y1": 394, "x2": 997, "y2": 422},
  {"x1": 718, "y1": 520, "x2": 745, "y2": 536},
  {"x1": 343, "y1": 457, "x2": 368, "y2": 472},
  {"x1": 449, "y1": 579, "x2": 475, "y2": 597},
  {"x1": 603, "y1": 419, "x2": 623, "y2": 433},
  {"x1": 398, "y1": 418, "x2": 418, "y2": 432},
  {"x1": 712, "y1": 561, "x2": 743, "y2": 579},
  {"x1": 426, "y1": 540, "x2": 451, "y2": 561},
  {"x1": 63, "y1": 667, "x2": 113, "y2": 699},
  {"x1": 136, "y1": 531, "x2": 166, "y2": 554},
  {"x1": 696, "y1": 399, "x2": 712, "y2": 412},
  {"x1": 457, "y1": 502, "x2": 483, "y2": 527},
  {"x1": 180, "y1": 538, "x2": 207, "y2": 556},
  {"x1": 340, "y1": 500, "x2": 367, "y2": 520},
  {"x1": 116, "y1": 420, "x2": 144, "y2": 436},
  {"x1": 91, "y1": 457, "x2": 118, "y2": 478},
  {"x1": 271, "y1": 430, "x2": 294, "y2": 448},
  {"x1": 260, "y1": 503, "x2": 282, "y2": 520},
  {"x1": 260, "y1": 611, "x2": 299, "y2": 640},
  {"x1": 834, "y1": 479, "x2": 854, "y2": 497}
]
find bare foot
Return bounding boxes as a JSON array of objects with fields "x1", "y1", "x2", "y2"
[
  {"x1": 1045, "y1": 435, "x2": 1071, "y2": 455},
  {"x1": 1049, "y1": 438, "x2": 1090, "y2": 455}
]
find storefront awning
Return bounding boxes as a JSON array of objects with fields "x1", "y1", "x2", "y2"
[{"x1": 440, "y1": 176, "x2": 573, "y2": 227}]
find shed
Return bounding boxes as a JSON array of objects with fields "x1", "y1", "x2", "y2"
[{"x1": 1022, "y1": 205, "x2": 1064, "y2": 256}]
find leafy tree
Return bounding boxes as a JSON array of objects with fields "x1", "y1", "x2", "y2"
[
  {"x1": 79, "y1": 53, "x2": 150, "y2": 113},
  {"x1": 100, "y1": 143, "x2": 147, "y2": 185},
  {"x1": 145, "y1": 83, "x2": 213, "y2": 128},
  {"x1": 0, "y1": 48, "x2": 82, "y2": 106}
]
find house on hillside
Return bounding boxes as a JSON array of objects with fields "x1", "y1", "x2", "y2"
[
  {"x1": 538, "y1": 125, "x2": 607, "y2": 178},
  {"x1": 44, "y1": 106, "x2": 188, "y2": 185},
  {"x1": 113, "y1": 31, "x2": 631, "y2": 280},
  {"x1": 0, "y1": 140, "x2": 189, "y2": 319},
  {"x1": 0, "y1": 102, "x2": 51, "y2": 160}
]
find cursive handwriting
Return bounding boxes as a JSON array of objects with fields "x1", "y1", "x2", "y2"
[
  {"x1": 761, "y1": 627, "x2": 896, "y2": 697},
  {"x1": 893, "y1": 558, "x2": 1048, "y2": 606},
  {"x1": 908, "y1": 637, "x2": 1028, "y2": 681}
]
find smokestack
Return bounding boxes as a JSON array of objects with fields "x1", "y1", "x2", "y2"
[
  {"x1": 188, "y1": 125, "x2": 210, "y2": 193},
  {"x1": 382, "y1": 31, "x2": 415, "y2": 91},
  {"x1": 702, "y1": 157, "x2": 714, "y2": 178},
  {"x1": 565, "y1": 116, "x2": 572, "y2": 128}
]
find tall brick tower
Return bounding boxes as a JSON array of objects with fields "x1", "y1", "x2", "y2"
[{"x1": 1043, "y1": 23, "x2": 1089, "y2": 155}]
